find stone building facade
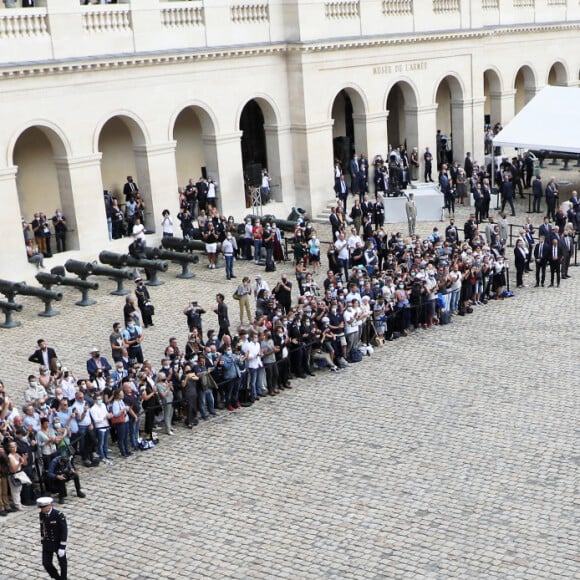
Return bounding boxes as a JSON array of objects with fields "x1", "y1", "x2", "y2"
[{"x1": 1, "y1": 0, "x2": 579, "y2": 277}]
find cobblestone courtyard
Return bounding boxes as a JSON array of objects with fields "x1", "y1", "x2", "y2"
[{"x1": 0, "y1": 196, "x2": 578, "y2": 579}]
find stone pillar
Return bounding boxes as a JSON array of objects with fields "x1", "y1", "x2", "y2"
[
  {"x1": 490, "y1": 88, "x2": 516, "y2": 125},
  {"x1": 202, "y1": 132, "x2": 246, "y2": 218},
  {"x1": 410, "y1": 105, "x2": 438, "y2": 181},
  {"x1": 53, "y1": 154, "x2": 109, "y2": 253},
  {"x1": 133, "y1": 142, "x2": 180, "y2": 236},
  {"x1": 290, "y1": 120, "x2": 335, "y2": 217},
  {"x1": 128, "y1": 0, "x2": 163, "y2": 53},
  {"x1": 450, "y1": 98, "x2": 467, "y2": 164},
  {"x1": 0, "y1": 166, "x2": 30, "y2": 279},
  {"x1": 264, "y1": 123, "x2": 294, "y2": 203},
  {"x1": 469, "y1": 97, "x2": 486, "y2": 165}
]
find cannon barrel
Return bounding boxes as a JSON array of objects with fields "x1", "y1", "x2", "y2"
[
  {"x1": 99, "y1": 251, "x2": 129, "y2": 268},
  {"x1": 125, "y1": 256, "x2": 168, "y2": 272},
  {"x1": 36, "y1": 272, "x2": 99, "y2": 291},
  {"x1": 90, "y1": 263, "x2": 134, "y2": 280},
  {"x1": 65, "y1": 260, "x2": 94, "y2": 278},
  {"x1": 179, "y1": 239, "x2": 221, "y2": 253},
  {"x1": 157, "y1": 249, "x2": 199, "y2": 263},
  {"x1": 161, "y1": 237, "x2": 199, "y2": 253},
  {"x1": 141, "y1": 246, "x2": 162, "y2": 260},
  {"x1": 0, "y1": 278, "x2": 23, "y2": 294},
  {"x1": 16, "y1": 283, "x2": 63, "y2": 302},
  {"x1": 0, "y1": 300, "x2": 23, "y2": 312}
]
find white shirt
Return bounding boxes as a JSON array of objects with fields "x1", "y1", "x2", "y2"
[
  {"x1": 132, "y1": 223, "x2": 146, "y2": 241},
  {"x1": 161, "y1": 216, "x2": 174, "y2": 235},
  {"x1": 334, "y1": 238, "x2": 349, "y2": 260},
  {"x1": 242, "y1": 340, "x2": 262, "y2": 369},
  {"x1": 343, "y1": 308, "x2": 359, "y2": 335}
]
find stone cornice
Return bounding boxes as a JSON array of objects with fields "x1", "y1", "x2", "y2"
[{"x1": 0, "y1": 21, "x2": 578, "y2": 79}]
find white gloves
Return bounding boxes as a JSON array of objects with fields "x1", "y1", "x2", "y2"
[{"x1": 57, "y1": 549, "x2": 66, "y2": 558}]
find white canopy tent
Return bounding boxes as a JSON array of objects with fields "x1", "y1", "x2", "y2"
[{"x1": 493, "y1": 86, "x2": 580, "y2": 153}]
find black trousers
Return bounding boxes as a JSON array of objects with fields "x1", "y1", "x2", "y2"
[
  {"x1": 535, "y1": 261, "x2": 546, "y2": 285},
  {"x1": 49, "y1": 474, "x2": 81, "y2": 498},
  {"x1": 549, "y1": 260, "x2": 560, "y2": 285},
  {"x1": 43, "y1": 546, "x2": 67, "y2": 580}
]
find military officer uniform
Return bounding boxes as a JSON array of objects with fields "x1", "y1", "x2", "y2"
[{"x1": 38, "y1": 496, "x2": 68, "y2": 580}]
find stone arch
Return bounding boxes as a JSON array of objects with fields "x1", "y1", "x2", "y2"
[
  {"x1": 385, "y1": 78, "x2": 419, "y2": 152},
  {"x1": 238, "y1": 95, "x2": 283, "y2": 202},
  {"x1": 483, "y1": 68, "x2": 503, "y2": 127},
  {"x1": 434, "y1": 74, "x2": 465, "y2": 166},
  {"x1": 547, "y1": 60, "x2": 568, "y2": 86},
  {"x1": 170, "y1": 102, "x2": 219, "y2": 192},
  {"x1": 96, "y1": 112, "x2": 152, "y2": 229},
  {"x1": 12, "y1": 123, "x2": 79, "y2": 251},
  {"x1": 7, "y1": 119, "x2": 71, "y2": 168},
  {"x1": 513, "y1": 64, "x2": 537, "y2": 114},
  {"x1": 330, "y1": 86, "x2": 368, "y2": 180}
]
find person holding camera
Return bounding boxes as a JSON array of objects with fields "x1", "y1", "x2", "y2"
[{"x1": 46, "y1": 455, "x2": 86, "y2": 504}]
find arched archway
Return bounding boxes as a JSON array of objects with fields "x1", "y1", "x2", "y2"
[
  {"x1": 435, "y1": 75, "x2": 464, "y2": 167},
  {"x1": 483, "y1": 68, "x2": 503, "y2": 127},
  {"x1": 514, "y1": 65, "x2": 536, "y2": 114},
  {"x1": 13, "y1": 125, "x2": 80, "y2": 253},
  {"x1": 330, "y1": 88, "x2": 366, "y2": 188},
  {"x1": 239, "y1": 97, "x2": 282, "y2": 203},
  {"x1": 547, "y1": 61, "x2": 568, "y2": 86},
  {"x1": 172, "y1": 104, "x2": 217, "y2": 194},
  {"x1": 97, "y1": 114, "x2": 152, "y2": 230},
  {"x1": 386, "y1": 80, "x2": 419, "y2": 153}
]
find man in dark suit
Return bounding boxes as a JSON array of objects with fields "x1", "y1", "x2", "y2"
[
  {"x1": 560, "y1": 230, "x2": 574, "y2": 279},
  {"x1": 123, "y1": 176, "x2": 138, "y2": 202},
  {"x1": 423, "y1": 147, "x2": 433, "y2": 182},
  {"x1": 532, "y1": 174, "x2": 543, "y2": 213},
  {"x1": 545, "y1": 177, "x2": 558, "y2": 220},
  {"x1": 464, "y1": 152, "x2": 473, "y2": 179},
  {"x1": 500, "y1": 175, "x2": 515, "y2": 216},
  {"x1": 533, "y1": 235, "x2": 548, "y2": 287},
  {"x1": 548, "y1": 237, "x2": 562, "y2": 287},
  {"x1": 28, "y1": 339, "x2": 57, "y2": 368},
  {"x1": 335, "y1": 174, "x2": 348, "y2": 211},
  {"x1": 329, "y1": 207, "x2": 341, "y2": 240},
  {"x1": 538, "y1": 216, "x2": 552, "y2": 241}
]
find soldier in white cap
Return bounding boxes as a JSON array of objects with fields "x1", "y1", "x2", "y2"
[{"x1": 37, "y1": 496, "x2": 68, "y2": 579}]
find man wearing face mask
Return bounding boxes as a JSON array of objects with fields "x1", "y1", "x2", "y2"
[
  {"x1": 123, "y1": 321, "x2": 144, "y2": 365},
  {"x1": 272, "y1": 325, "x2": 292, "y2": 389},
  {"x1": 89, "y1": 393, "x2": 113, "y2": 464},
  {"x1": 24, "y1": 375, "x2": 47, "y2": 405},
  {"x1": 86, "y1": 348, "x2": 112, "y2": 381}
]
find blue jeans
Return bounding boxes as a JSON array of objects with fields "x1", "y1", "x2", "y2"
[
  {"x1": 129, "y1": 418, "x2": 139, "y2": 450},
  {"x1": 96, "y1": 428, "x2": 110, "y2": 460},
  {"x1": 253, "y1": 240, "x2": 262, "y2": 262},
  {"x1": 199, "y1": 389, "x2": 215, "y2": 418},
  {"x1": 225, "y1": 377, "x2": 240, "y2": 406},
  {"x1": 116, "y1": 422, "x2": 130, "y2": 456},
  {"x1": 248, "y1": 367, "x2": 262, "y2": 399},
  {"x1": 225, "y1": 255, "x2": 234, "y2": 278}
]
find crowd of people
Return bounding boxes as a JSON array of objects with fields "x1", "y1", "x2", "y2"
[{"x1": 4, "y1": 139, "x2": 578, "y2": 516}]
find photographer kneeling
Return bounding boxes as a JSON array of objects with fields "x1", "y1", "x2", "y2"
[{"x1": 47, "y1": 455, "x2": 86, "y2": 505}]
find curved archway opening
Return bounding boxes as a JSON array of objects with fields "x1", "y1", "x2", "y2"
[
  {"x1": 98, "y1": 115, "x2": 152, "y2": 233},
  {"x1": 547, "y1": 62, "x2": 567, "y2": 87},
  {"x1": 483, "y1": 69, "x2": 502, "y2": 128},
  {"x1": 435, "y1": 75, "x2": 464, "y2": 168},
  {"x1": 172, "y1": 105, "x2": 218, "y2": 214},
  {"x1": 331, "y1": 88, "x2": 366, "y2": 194},
  {"x1": 239, "y1": 98, "x2": 282, "y2": 205},
  {"x1": 386, "y1": 80, "x2": 419, "y2": 154},
  {"x1": 14, "y1": 126, "x2": 79, "y2": 253},
  {"x1": 514, "y1": 65, "x2": 536, "y2": 114}
]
